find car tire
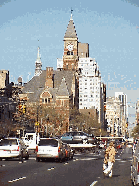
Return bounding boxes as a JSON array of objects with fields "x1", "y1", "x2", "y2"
[
  {"x1": 0, "y1": 158, "x2": 2, "y2": 161},
  {"x1": 59, "y1": 158, "x2": 63, "y2": 163},
  {"x1": 36, "y1": 157, "x2": 40, "y2": 162}
]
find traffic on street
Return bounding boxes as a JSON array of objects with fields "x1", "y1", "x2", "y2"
[{"x1": 0, "y1": 137, "x2": 135, "y2": 186}]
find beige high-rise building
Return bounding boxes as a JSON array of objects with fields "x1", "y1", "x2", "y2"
[{"x1": 0, "y1": 70, "x2": 9, "y2": 89}]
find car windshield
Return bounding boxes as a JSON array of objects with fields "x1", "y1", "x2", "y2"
[
  {"x1": 0, "y1": 139, "x2": 18, "y2": 146},
  {"x1": 39, "y1": 139, "x2": 58, "y2": 147}
]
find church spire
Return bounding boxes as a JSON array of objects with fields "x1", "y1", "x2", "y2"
[
  {"x1": 35, "y1": 46, "x2": 42, "y2": 76},
  {"x1": 70, "y1": 8, "x2": 73, "y2": 20},
  {"x1": 64, "y1": 9, "x2": 78, "y2": 39}
]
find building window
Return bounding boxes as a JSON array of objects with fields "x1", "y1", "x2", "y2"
[
  {"x1": 42, "y1": 98, "x2": 44, "y2": 103},
  {"x1": 48, "y1": 98, "x2": 50, "y2": 103},
  {"x1": 67, "y1": 51, "x2": 70, "y2": 55},
  {"x1": 80, "y1": 99, "x2": 82, "y2": 101},
  {"x1": 66, "y1": 64, "x2": 68, "y2": 70},
  {"x1": 45, "y1": 98, "x2": 47, "y2": 103},
  {"x1": 71, "y1": 51, "x2": 73, "y2": 55}
]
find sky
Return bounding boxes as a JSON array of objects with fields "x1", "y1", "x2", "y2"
[{"x1": 0, "y1": 0, "x2": 139, "y2": 124}]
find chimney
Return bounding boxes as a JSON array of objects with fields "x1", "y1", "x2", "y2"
[{"x1": 45, "y1": 67, "x2": 53, "y2": 88}]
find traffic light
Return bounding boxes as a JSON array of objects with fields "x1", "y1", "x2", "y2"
[
  {"x1": 22, "y1": 105, "x2": 26, "y2": 114},
  {"x1": 19, "y1": 105, "x2": 22, "y2": 113}
]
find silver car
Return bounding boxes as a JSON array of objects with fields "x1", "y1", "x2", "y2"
[
  {"x1": 0, "y1": 138, "x2": 29, "y2": 161},
  {"x1": 61, "y1": 131, "x2": 95, "y2": 144},
  {"x1": 36, "y1": 138, "x2": 66, "y2": 162}
]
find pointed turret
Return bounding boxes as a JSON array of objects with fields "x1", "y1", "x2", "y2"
[
  {"x1": 35, "y1": 46, "x2": 42, "y2": 76},
  {"x1": 64, "y1": 14, "x2": 78, "y2": 39}
]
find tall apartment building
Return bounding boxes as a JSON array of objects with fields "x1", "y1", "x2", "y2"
[
  {"x1": 115, "y1": 92, "x2": 128, "y2": 123},
  {"x1": 106, "y1": 96, "x2": 127, "y2": 137},
  {"x1": 78, "y1": 58, "x2": 106, "y2": 126}
]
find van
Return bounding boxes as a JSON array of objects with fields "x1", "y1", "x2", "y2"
[
  {"x1": 36, "y1": 138, "x2": 66, "y2": 162},
  {"x1": 22, "y1": 133, "x2": 39, "y2": 152}
]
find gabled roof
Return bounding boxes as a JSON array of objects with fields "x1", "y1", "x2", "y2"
[
  {"x1": 22, "y1": 70, "x2": 46, "y2": 102},
  {"x1": 22, "y1": 69, "x2": 75, "y2": 103},
  {"x1": 64, "y1": 17, "x2": 78, "y2": 39},
  {"x1": 53, "y1": 70, "x2": 74, "y2": 95},
  {"x1": 56, "y1": 77, "x2": 69, "y2": 97}
]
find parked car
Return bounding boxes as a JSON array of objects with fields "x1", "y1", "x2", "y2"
[
  {"x1": 61, "y1": 131, "x2": 95, "y2": 144},
  {"x1": 36, "y1": 138, "x2": 66, "y2": 162},
  {"x1": 63, "y1": 143, "x2": 74, "y2": 160},
  {"x1": 0, "y1": 138, "x2": 29, "y2": 161},
  {"x1": 131, "y1": 142, "x2": 139, "y2": 185}
]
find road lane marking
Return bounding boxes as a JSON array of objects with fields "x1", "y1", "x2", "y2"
[
  {"x1": 90, "y1": 181, "x2": 98, "y2": 186},
  {"x1": 80, "y1": 158, "x2": 97, "y2": 161},
  {"x1": 47, "y1": 167, "x2": 55, "y2": 171},
  {"x1": 0, "y1": 164, "x2": 5, "y2": 167},
  {"x1": 8, "y1": 176, "x2": 26, "y2": 183},
  {"x1": 64, "y1": 162, "x2": 69, "y2": 165}
]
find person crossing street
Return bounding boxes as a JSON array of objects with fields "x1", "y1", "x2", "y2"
[{"x1": 103, "y1": 141, "x2": 116, "y2": 178}]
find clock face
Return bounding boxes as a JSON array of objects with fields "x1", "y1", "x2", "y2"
[{"x1": 67, "y1": 44, "x2": 73, "y2": 51}]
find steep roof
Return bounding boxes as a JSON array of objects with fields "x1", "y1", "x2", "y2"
[
  {"x1": 64, "y1": 16, "x2": 78, "y2": 39},
  {"x1": 22, "y1": 70, "x2": 46, "y2": 102},
  {"x1": 56, "y1": 77, "x2": 69, "y2": 97},
  {"x1": 53, "y1": 70, "x2": 74, "y2": 95},
  {"x1": 22, "y1": 69, "x2": 75, "y2": 103}
]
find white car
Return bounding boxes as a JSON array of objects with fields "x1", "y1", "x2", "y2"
[
  {"x1": 36, "y1": 138, "x2": 65, "y2": 162},
  {"x1": 0, "y1": 138, "x2": 29, "y2": 161}
]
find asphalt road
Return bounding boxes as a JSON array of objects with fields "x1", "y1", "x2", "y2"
[{"x1": 0, "y1": 147, "x2": 133, "y2": 186}]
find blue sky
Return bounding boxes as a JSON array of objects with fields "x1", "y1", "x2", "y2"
[{"x1": 0, "y1": 0, "x2": 139, "y2": 123}]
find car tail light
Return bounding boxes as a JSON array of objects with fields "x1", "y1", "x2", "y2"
[
  {"x1": 36, "y1": 146, "x2": 38, "y2": 152},
  {"x1": 58, "y1": 147, "x2": 61, "y2": 153},
  {"x1": 17, "y1": 146, "x2": 19, "y2": 151}
]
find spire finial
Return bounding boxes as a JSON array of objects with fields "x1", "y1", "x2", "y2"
[{"x1": 70, "y1": 8, "x2": 73, "y2": 20}]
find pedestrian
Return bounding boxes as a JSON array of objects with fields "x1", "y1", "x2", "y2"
[{"x1": 103, "y1": 141, "x2": 116, "y2": 178}]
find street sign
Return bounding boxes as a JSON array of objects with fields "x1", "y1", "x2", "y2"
[{"x1": 35, "y1": 122, "x2": 39, "y2": 126}]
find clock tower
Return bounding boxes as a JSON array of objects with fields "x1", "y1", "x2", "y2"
[{"x1": 63, "y1": 13, "x2": 78, "y2": 71}]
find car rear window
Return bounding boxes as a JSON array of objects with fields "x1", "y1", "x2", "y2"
[
  {"x1": 39, "y1": 139, "x2": 58, "y2": 147},
  {"x1": 0, "y1": 139, "x2": 18, "y2": 146}
]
